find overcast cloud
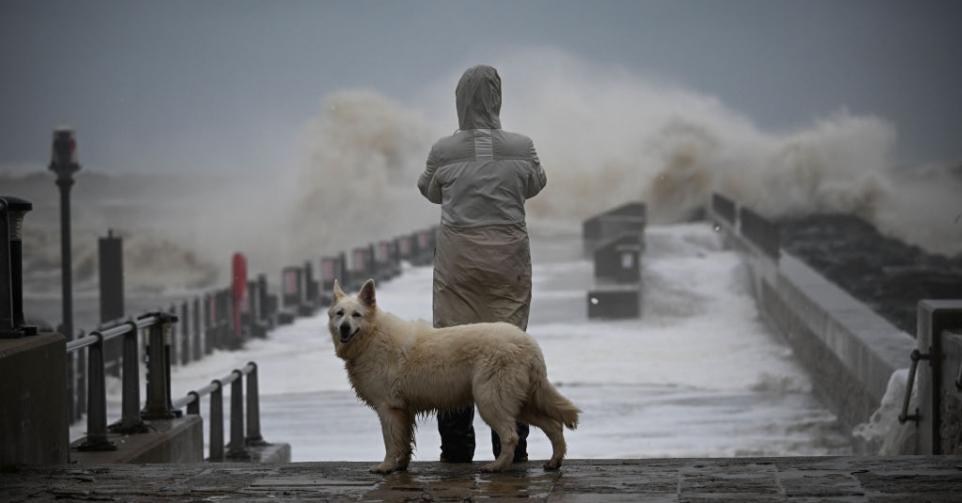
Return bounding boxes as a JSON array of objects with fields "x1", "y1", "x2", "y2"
[{"x1": 1, "y1": 0, "x2": 960, "y2": 174}]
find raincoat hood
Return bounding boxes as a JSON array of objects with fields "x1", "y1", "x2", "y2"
[{"x1": 456, "y1": 65, "x2": 502, "y2": 130}]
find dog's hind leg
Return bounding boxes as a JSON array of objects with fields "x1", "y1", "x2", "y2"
[
  {"x1": 522, "y1": 411, "x2": 566, "y2": 471},
  {"x1": 370, "y1": 407, "x2": 413, "y2": 474},
  {"x1": 476, "y1": 396, "x2": 520, "y2": 472}
]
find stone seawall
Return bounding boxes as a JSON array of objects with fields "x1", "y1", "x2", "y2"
[{"x1": 708, "y1": 201, "x2": 916, "y2": 452}]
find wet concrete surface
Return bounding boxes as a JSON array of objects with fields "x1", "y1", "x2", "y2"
[{"x1": 3, "y1": 456, "x2": 962, "y2": 501}]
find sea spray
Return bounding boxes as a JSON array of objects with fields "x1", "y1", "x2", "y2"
[
  {"x1": 288, "y1": 49, "x2": 959, "y2": 265},
  {"x1": 15, "y1": 49, "x2": 962, "y2": 294},
  {"x1": 288, "y1": 91, "x2": 438, "y2": 262},
  {"x1": 853, "y1": 368, "x2": 918, "y2": 454}
]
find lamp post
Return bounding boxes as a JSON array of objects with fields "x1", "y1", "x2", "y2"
[
  {"x1": 49, "y1": 128, "x2": 81, "y2": 421},
  {"x1": 48, "y1": 128, "x2": 80, "y2": 342}
]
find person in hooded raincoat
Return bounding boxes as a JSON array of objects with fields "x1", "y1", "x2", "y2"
[{"x1": 417, "y1": 65, "x2": 547, "y2": 463}]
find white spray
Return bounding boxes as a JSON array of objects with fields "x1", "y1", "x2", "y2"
[{"x1": 289, "y1": 49, "x2": 960, "y2": 260}]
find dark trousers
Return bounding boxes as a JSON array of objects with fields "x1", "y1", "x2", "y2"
[{"x1": 438, "y1": 406, "x2": 529, "y2": 462}]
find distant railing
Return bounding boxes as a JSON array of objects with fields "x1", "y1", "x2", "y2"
[{"x1": 708, "y1": 192, "x2": 781, "y2": 261}]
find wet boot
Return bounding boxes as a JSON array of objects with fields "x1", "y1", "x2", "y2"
[
  {"x1": 492, "y1": 422, "x2": 529, "y2": 463},
  {"x1": 438, "y1": 407, "x2": 475, "y2": 462}
]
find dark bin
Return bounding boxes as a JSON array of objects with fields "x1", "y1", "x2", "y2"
[
  {"x1": 582, "y1": 201, "x2": 646, "y2": 256},
  {"x1": 587, "y1": 286, "x2": 641, "y2": 319},
  {"x1": 593, "y1": 233, "x2": 642, "y2": 284}
]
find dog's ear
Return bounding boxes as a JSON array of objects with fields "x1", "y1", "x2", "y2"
[
  {"x1": 358, "y1": 279, "x2": 376, "y2": 308},
  {"x1": 333, "y1": 279, "x2": 346, "y2": 302}
]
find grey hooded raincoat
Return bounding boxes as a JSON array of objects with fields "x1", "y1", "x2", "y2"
[{"x1": 418, "y1": 65, "x2": 547, "y2": 330}]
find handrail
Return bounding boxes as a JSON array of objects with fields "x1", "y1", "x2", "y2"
[
  {"x1": 898, "y1": 349, "x2": 929, "y2": 424},
  {"x1": 66, "y1": 315, "x2": 166, "y2": 353},
  {"x1": 169, "y1": 361, "x2": 263, "y2": 461},
  {"x1": 69, "y1": 312, "x2": 267, "y2": 462},
  {"x1": 170, "y1": 362, "x2": 256, "y2": 409},
  {"x1": 68, "y1": 312, "x2": 178, "y2": 450}
]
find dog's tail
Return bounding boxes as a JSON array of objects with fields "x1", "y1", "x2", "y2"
[{"x1": 532, "y1": 379, "x2": 580, "y2": 430}]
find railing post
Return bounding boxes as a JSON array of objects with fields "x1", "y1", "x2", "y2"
[
  {"x1": 112, "y1": 320, "x2": 147, "y2": 433},
  {"x1": 165, "y1": 329, "x2": 174, "y2": 413},
  {"x1": 76, "y1": 330, "x2": 86, "y2": 422},
  {"x1": 246, "y1": 362, "x2": 265, "y2": 446},
  {"x1": 142, "y1": 313, "x2": 176, "y2": 419},
  {"x1": 180, "y1": 301, "x2": 189, "y2": 365},
  {"x1": 209, "y1": 380, "x2": 224, "y2": 461},
  {"x1": 192, "y1": 297, "x2": 201, "y2": 361},
  {"x1": 257, "y1": 273, "x2": 270, "y2": 326},
  {"x1": 247, "y1": 279, "x2": 257, "y2": 337},
  {"x1": 213, "y1": 291, "x2": 221, "y2": 350},
  {"x1": 223, "y1": 289, "x2": 232, "y2": 349},
  {"x1": 212, "y1": 292, "x2": 221, "y2": 350},
  {"x1": 77, "y1": 332, "x2": 116, "y2": 451},
  {"x1": 204, "y1": 293, "x2": 214, "y2": 355},
  {"x1": 65, "y1": 335, "x2": 76, "y2": 424},
  {"x1": 227, "y1": 370, "x2": 251, "y2": 459},
  {"x1": 186, "y1": 391, "x2": 200, "y2": 416},
  {"x1": 168, "y1": 303, "x2": 178, "y2": 366}
]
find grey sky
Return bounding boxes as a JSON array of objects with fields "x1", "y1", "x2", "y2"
[{"x1": 1, "y1": 0, "x2": 960, "y2": 174}]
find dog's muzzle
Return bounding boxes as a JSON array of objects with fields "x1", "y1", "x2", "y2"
[{"x1": 339, "y1": 323, "x2": 358, "y2": 343}]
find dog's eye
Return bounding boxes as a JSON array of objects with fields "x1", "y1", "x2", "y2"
[
  {"x1": 335, "y1": 310, "x2": 344, "y2": 317},
  {"x1": 351, "y1": 312, "x2": 362, "y2": 318}
]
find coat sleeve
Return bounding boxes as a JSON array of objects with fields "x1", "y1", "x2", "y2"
[
  {"x1": 418, "y1": 146, "x2": 443, "y2": 204},
  {"x1": 524, "y1": 138, "x2": 547, "y2": 199}
]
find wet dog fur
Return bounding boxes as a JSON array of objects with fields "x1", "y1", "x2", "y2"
[{"x1": 328, "y1": 279, "x2": 580, "y2": 473}]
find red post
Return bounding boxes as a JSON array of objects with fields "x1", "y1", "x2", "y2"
[{"x1": 231, "y1": 253, "x2": 247, "y2": 341}]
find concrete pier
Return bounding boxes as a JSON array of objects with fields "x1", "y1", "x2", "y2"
[
  {"x1": 3, "y1": 456, "x2": 961, "y2": 501},
  {"x1": 707, "y1": 196, "x2": 918, "y2": 447}
]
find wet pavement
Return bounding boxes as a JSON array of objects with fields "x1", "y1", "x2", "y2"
[{"x1": 3, "y1": 456, "x2": 962, "y2": 501}]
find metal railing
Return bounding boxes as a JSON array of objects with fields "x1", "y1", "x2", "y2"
[
  {"x1": 898, "y1": 349, "x2": 928, "y2": 424},
  {"x1": 67, "y1": 309, "x2": 269, "y2": 461},
  {"x1": 66, "y1": 312, "x2": 178, "y2": 451},
  {"x1": 69, "y1": 274, "x2": 280, "y2": 425},
  {"x1": 172, "y1": 362, "x2": 264, "y2": 461}
]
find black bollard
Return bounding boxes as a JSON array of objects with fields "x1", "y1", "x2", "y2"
[
  {"x1": 0, "y1": 196, "x2": 36, "y2": 338},
  {"x1": 98, "y1": 230, "x2": 124, "y2": 374}
]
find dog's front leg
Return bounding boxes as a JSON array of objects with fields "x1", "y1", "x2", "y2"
[{"x1": 370, "y1": 407, "x2": 413, "y2": 474}]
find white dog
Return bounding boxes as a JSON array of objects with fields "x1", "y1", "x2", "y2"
[{"x1": 328, "y1": 279, "x2": 580, "y2": 473}]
